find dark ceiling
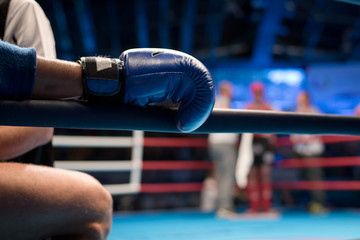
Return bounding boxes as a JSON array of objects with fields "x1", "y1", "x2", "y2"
[{"x1": 37, "y1": 0, "x2": 360, "y2": 66}]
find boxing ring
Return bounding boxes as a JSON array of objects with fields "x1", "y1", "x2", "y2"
[
  {"x1": 108, "y1": 210, "x2": 360, "y2": 240},
  {"x1": 2, "y1": 99, "x2": 360, "y2": 239},
  {"x1": 94, "y1": 133, "x2": 359, "y2": 240}
]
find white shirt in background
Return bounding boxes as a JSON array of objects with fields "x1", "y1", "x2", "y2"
[
  {"x1": 209, "y1": 95, "x2": 238, "y2": 145},
  {"x1": 4, "y1": 0, "x2": 56, "y2": 58}
]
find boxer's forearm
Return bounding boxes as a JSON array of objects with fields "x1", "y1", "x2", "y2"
[
  {"x1": 0, "y1": 126, "x2": 53, "y2": 161},
  {"x1": 33, "y1": 57, "x2": 83, "y2": 99},
  {"x1": 0, "y1": 41, "x2": 82, "y2": 99}
]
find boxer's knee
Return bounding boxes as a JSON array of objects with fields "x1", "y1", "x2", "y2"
[
  {"x1": 54, "y1": 171, "x2": 113, "y2": 239},
  {"x1": 92, "y1": 183, "x2": 113, "y2": 238},
  {"x1": 78, "y1": 173, "x2": 113, "y2": 237},
  {"x1": 51, "y1": 172, "x2": 113, "y2": 240}
]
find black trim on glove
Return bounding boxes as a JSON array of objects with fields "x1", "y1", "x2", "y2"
[{"x1": 78, "y1": 57, "x2": 125, "y2": 103}]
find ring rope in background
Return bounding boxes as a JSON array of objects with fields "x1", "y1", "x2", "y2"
[{"x1": 51, "y1": 133, "x2": 360, "y2": 194}]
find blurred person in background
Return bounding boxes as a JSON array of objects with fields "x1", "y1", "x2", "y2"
[
  {"x1": 206, "y1": 80, "x2": 239, "y2": 218},
  {"x1": 244, "y1": 82, "x2": 277, "y2": 215},
  {"x1": 290, "y1": 91, "x2": 327, "y2": 214},
  {"x1": 0, "y1": 0, "x2": 56, "y2": 165},
  {"x1": 354, "y1": 103, "x2": 360, "y2": 117},
  {"x1": 352, "y1": 104, "x2": 360, "y2": 180}
]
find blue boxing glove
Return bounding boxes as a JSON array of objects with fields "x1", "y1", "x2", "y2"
[{"x1": 79, "y1": 48, "x2": 215, "y2": 132}]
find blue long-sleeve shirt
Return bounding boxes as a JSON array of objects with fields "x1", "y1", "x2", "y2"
[{"x1": 0, "y1": 40, "x2": 36, "y2": 99}]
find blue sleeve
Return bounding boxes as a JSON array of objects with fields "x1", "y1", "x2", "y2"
[{"x1": 0, "y1": 40, "x2": 37, "y2": 99}]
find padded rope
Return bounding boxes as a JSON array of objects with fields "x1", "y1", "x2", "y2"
[{"x1": 1, "y1": 99, "x2": 360, "y2": 135}]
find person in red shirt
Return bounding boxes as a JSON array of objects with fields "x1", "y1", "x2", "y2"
[{"x1": 245, "y1": 82, "x2": 277, "y2": 215}]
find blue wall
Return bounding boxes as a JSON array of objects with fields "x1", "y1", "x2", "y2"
[
  {"x1": 210, "y1": 64, "x2": 306, "y2": 111},
  {"x1": 210, "y1": 61, "x2": 360, "y2": 115},
  {"x1": 307, "y1": 63, "x2": 360, "y2": 115}
]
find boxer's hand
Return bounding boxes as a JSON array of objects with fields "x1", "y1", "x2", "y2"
[{"x1": 79, "y1": 48, "x2": 215, "y2": 132}]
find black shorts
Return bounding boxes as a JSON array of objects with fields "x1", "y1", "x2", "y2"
[
  {"x1": 252, "y1": 137, "x2": 273, "y2": 166},
  {"x1": 9, "y1": 142, "x2": 54, "y2": 167}
]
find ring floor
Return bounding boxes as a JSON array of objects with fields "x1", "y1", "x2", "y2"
[{"x1": 108, "y1": 209, "x2": 360, "y2": 240}]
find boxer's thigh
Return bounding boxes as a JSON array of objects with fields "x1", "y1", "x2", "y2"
[{"x1": 0, "y1": 162, "x2": 112, "y2": 240}]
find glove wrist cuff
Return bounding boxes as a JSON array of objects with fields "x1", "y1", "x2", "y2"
[{"x1": 78, "y1": 57, "x2": 124, "y2": 101}]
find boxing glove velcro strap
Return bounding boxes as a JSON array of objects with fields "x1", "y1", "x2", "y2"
[{"x1": 78, "y1": 57, "x2": 124, "y2": 101}]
